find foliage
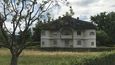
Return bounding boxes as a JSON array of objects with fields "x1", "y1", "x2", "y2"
[
  {"x1": 32, "y1": 22, "x2": 41, "y2": 42},
  {"x1": 91, "y1": 12, "x2": 115, "y2": 44},
  {"x1": 96, "y1": 30, "x2": 111, "y2": 46},
  {"x1": 0, "y1": 31, "x2": 4, "y2": 41},
  {"x1": 0, "y1": 30, "x2": 8, "y2": 47}
]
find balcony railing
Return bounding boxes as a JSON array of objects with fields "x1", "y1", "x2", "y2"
[{"x1": 60, "y1": 35, "x2": 73, "y2": 39}]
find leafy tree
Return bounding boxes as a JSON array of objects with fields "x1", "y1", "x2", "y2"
[
  {"x1": 32, "y1": 23, "x2": 41, "y2": 42},
  {"x1": 96, "y1": 30, "x2": 110, "y2": 46},
  {"x1": 91, "y1": 12, "x2": 115, "y2": 45},
  {"x1": 0, "y1": 0, "x2": 68, "y2": 65}
]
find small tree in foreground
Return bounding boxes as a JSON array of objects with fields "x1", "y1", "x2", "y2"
[{"x1": 0, "y1": 0, "x2": 68, "y2": 65}]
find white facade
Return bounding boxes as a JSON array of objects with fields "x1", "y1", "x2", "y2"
[{"x1": 41, "y1": 29, "x2": 96, "y2": 48}]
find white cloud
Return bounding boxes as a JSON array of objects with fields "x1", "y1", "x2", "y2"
[{"x1": 56, "y1": 0, "x2": 115, "y2": 21}]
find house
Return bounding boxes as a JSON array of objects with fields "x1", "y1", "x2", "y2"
[{"x1": 40, "y1": 16, "x2": 96, "y2": 48}]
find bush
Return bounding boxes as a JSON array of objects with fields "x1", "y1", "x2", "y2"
[
  {"x1": 84, "y1": 51, "x2": 115, "y2": 65},
  {"x1": 96, "y1": 30, "x2": 111, "y2": 46},
  {"x1": 68, "y1": 51, "x2": 115, "y2": 65}
]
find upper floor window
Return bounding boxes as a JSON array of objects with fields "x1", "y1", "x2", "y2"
[
  {"x1": 61, "y1": 28, "x2": 73, "y2": 35},
  {"x1": 41, "y1": 31, "x2": 45, "y2": 35},
  {"x1": 51, "y1": 32, "x2": 58, "y2": 36},
  {"x1": 77, "y1": 31, "x2": 81, "y2": 35},
  {"x1": 90, "y1": 32, "x2": 95, "y2": 35}
]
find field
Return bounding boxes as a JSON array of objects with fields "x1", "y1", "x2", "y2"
[{"x1": 0, "y1": 49, "x2": 115, "y2": 65}]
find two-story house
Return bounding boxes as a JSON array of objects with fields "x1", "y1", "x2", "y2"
[{"x1": 40, "y1": 16, "x2": 96, "y2": 48}]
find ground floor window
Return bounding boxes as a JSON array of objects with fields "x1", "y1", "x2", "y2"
[
  {"x1": 53, "y1": 40, "x2": 57, "y2": 45},
  {"x1": 64, "y1": 40, "x2": 70, "y2": 46},
  {"x1": 42, "y1": 41, "x2": 45, "y2": 45},
  {"x1": 91, "y1": 42, "x2": 94, "y2": 46},
  {"x1": 77, "y1": 31, "x2": 81, "y2": 35},
  {"x1": 77, "y1": 40, "x2": 82, "y2": 45}
]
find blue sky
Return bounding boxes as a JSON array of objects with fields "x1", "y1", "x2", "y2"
[{"x1": 55, "y1": 0, "x2": 115, "y2": 21}]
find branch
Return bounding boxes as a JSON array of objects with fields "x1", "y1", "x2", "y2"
[
  {"x1": 12, "y1": 1, "x2": 25, "y2": 35},
  {"x1": 29, "y1": 1, "x2": 53, "y2": 26},
  {"x1": 2, "y1": 3, "x2": 11, "y2": 35},
  {"x1": 26, "y1": 2, "x2": 36, "y2": 27},
  {"x1": 11, "y1": 0, "x2": 17, "y2": 13}
]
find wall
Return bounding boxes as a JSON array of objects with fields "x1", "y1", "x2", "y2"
[{"x1": 41, "y1": 29, "x2": 96, "y2": 48}]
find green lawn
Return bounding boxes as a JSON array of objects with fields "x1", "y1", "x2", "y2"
[{"x1": 0, "y1": 49, "x2": 115, "y2": 65}]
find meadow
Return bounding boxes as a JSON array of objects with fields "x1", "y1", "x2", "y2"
[{"x1": 0, "y1": 49, "x2": 115, "y2": 65}]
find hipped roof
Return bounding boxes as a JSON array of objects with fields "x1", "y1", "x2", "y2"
[{"x1": 40, "y1": 16, "x2": 96, "y2": 30}]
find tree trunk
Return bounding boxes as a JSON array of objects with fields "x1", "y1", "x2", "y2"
[{"x1": 10, "y1": 54, "x2": 19, "y2": 65}]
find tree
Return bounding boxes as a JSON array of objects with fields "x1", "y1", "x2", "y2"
[
  {"x1": 96, "y1": 30, "x2": 110, "y2": 46},
  {"x1": 0, "y1": 0, "x2": 68, "y2": 65},
  {"x1": 91, "y1": 12, "x2": 115, "y2": 45},
  {"x1": 32, "y1": 24, "x2": 41, "y2": 42}
]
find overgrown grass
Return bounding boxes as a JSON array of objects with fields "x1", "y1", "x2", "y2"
[{"x1": 0, "y1": 49, "x2": 115, "y2": 65}]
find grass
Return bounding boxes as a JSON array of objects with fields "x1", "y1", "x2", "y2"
[{"x1": 0, "y1": 48, "x2": 115, "y2": 65}]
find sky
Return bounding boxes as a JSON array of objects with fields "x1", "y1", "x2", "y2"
[
  {"x1": 1, "y1": 0, "x2": 115, "y2": 32},
  {"x1": 55, "y1": 0, "x2": 115, "y2": 21}
]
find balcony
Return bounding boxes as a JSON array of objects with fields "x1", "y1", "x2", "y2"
[{"x1": 60, "y1": 35, "x2": 73, "y2": 39}]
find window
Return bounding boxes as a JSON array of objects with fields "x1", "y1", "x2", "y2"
[
  {"x1": 52, "y1": 32, "x2": 58, "y2": 36},
  {"x1": 77, "y1": 31, "x2": 81, "y2": 35},
  {"x1": 53, "y1": 33, "x2": 57, "y2": 36},
  {"x1": 90, "y1": 32, "x2": 95, "y2": 35},
  {"x1": 53, "y1": 40, "x2": 57, "y2": 45},
  {"x1": 61, "y1": 30, "x2": 72, "y2": 35},
  {"x1": 64, "y1": 40, "x2": 69, "y2": 46},
  {"x1": 61, "y1": 28, "x2": 73, "y2": 35},
  {"x1": 42, "y1": 41, "x2": 45, "y2": 45},
  {"x1": 77, "y1": 40, "x2": 82, "y2": 45},
  {"x1": 91, "y1": 42, "x2": 94, "y2": 46},
  {"x1": 41, "y1": 31, "x2": 45, "y2": 35}
]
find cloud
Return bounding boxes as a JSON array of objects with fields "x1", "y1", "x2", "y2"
[
  {"x1": 72, "y1": 0, "x2": 99, "y2": 7},
  {"x1": 56, "y1": 0, "x2": 115, "y2": 21},
  {"x1": 2, "y1": 0, "x2": 115, "y2": 30}
]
